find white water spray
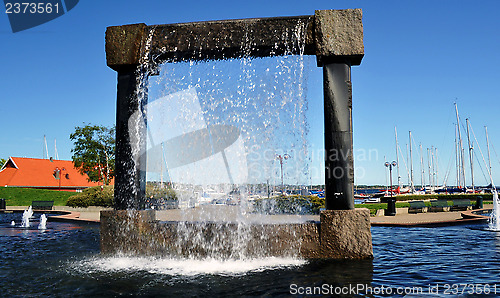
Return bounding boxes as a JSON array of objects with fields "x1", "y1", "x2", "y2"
[
  {"x1": 38, "y1": 214, "x2": 47, "y2": 230},
  {"x1": 21, "y1": 206, "x2": 33, "y2": 228},
  {"x1": 489, "y1": 191, "x2": 500, "y2": 231},
  {"x1": 74, "y1": 256, "x2": 305, "y2": 276}
]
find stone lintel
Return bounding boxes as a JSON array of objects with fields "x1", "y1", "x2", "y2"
[
  {"x1": 148, "y1": 15, "x2": 315, "y2": 63},
  {"x1": 104, "y1": 9, "x2": 364, "y2": 70}
]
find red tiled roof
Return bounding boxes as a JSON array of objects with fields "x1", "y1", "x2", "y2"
[{"x1": 0, "y1": 157, "x2": 104, "y2": 189}]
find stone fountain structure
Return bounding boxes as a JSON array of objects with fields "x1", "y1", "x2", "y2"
[{"x1": 101, "y1": 9, "x2": 373, "y2": 259}]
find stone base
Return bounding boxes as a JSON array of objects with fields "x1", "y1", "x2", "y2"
[
  {"x1": 100, "y1": 209, "x2": 373, "y2": 259},
  {"x1": 319, "y1": 209, "x2": 373, "y2": 259},
  {"x1": 100, "y1": 210, "x2": 156, "y2": 254}
]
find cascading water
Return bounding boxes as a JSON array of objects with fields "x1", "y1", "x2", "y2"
[
  {"x1": 21, "y1": 206, "x2": 33, "y2": 228},
  {"x1": 131, "y1": 20, "x2": 315, "y2": 262},
  {"x1": 488, "y1": 190, "x2": 500, "y2": 231},
  {"x1": 38, "y1": 214, "x2": 47, "y2": 230}
]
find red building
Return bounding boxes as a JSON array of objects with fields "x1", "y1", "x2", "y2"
[{"x1": 0, "y1": 157, "x2": 103, "y2": 192}]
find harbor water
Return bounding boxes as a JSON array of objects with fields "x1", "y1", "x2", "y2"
[{"x1": 1, "y1": 212, "x2": 499, "y2": 297}]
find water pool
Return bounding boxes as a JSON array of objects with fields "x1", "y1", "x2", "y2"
[{"x1": 1, "y1": 212, "x2": 499, "y2": 297}]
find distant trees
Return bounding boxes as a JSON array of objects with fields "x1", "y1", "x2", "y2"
[
  {"x1": 0, "y1": 158, "x2": 6, "y2": 168},
  {"x1": 70, "y1": 124, "x2": 115, "y2": 185}
]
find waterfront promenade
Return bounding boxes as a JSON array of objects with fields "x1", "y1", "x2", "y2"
[{"x1": 6, "y1": 205, "x2": 492, "y2": 227}]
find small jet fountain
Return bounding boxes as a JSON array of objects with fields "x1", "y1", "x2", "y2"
[
  {"x1": 21, "y1": 206, "x2": 33, "y2": 228},
  {"x1": 488, "y1": 190, "x2": 500, "y2": 231},
  {"x1": 38, "y1": 214, "x2": 47, "y2": 230}
]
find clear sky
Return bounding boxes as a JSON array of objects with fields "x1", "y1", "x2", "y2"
[{"x1": 1, "y1": 0, "x2": 500, "y2": 186}]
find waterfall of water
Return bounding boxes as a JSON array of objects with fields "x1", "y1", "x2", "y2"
[{"x1": 135, "y1": 20, "x2": 314, "y2": 259}]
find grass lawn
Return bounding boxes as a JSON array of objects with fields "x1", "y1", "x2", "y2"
[{"x1": 0, "y1": 187, "x2": 75, "y2": 206}]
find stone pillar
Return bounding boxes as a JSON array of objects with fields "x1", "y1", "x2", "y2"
[
  {"x1": 106, "y1": 24, "x2": 149, "y2": 210},
  {"x1": 314, "y1": 9, "x2": 363, "y2": 210},
  {"x1": 323, "y1": 62, "x2": 354, "y2": 210},
  {"x1": 114, "y1": 68, "x2": 147, "y2": 210}
]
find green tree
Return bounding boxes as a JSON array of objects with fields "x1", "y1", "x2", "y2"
[
  {"x1": 0, "y1": 158, "x2": 6, "y2": 169},
  {"x1": 70, "y1": 124, "x2": 115, "y2": 185}
]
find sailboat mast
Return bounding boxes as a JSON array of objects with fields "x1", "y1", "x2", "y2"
[
  {"x1": 466, "y1": 119, "x2": 474, "y2": 192},
  {"x1": 395, "y1": 127, "x2": 402, "y2": 191},
  {"x1": 420, "y1": 143, "x2": 424, "y2": 192},
  {"x1": 455, "y1": 103, "x2": 466, "y2": 189},
  {"x1": 486, "y1": 126, "x2": 493, "y2": 180},
  {"x1": 160, "y1": 142, "x2": 164, "y2": 187},
  {"x1": 406, "y1": 143, "x2": 411, "y2": 187},
  {"x1": 54, "y1": 139, "x2": 59, "y2": 160},
  {"x1": 455, "y1": 123, "x2": 460, "y2": 188},
  {"x1": 409, "y1": 131, "x2": 414, "y2": 193},
  {"x1": 435, "y1": 147, "x2": 439, "y2": 188},
  {"x1": 427, "y1": 148, "x2": 432, "y2": 192},
  {"x1": 431, "y1": 146, "x2": 435, "y2": 189},
  {"x1": 43, "y1": 135, "x2": 49, "y2": 159}
]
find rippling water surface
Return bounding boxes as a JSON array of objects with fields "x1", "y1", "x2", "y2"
[{"x1": 1, "y1": 212, "x2": 500, "y2": 297}]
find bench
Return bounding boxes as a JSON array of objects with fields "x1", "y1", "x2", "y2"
[
  {"x1": 429, "y1": 199, "x2": 450, "y2": 212},
  {"x1": 408, "y1": 200, "x2": 428, "y2": 213},
  {"x1": 32, "y1": 201, "x2": 54, "y2": 210},
  {"x1": 450, "y1": 199, "x2": 472, "y2": 211}
]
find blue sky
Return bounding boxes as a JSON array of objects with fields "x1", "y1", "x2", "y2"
[{"x1": 1, "y1": 0, "x2": 499, "y2": 186}]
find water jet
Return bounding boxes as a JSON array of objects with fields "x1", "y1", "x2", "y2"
[
  {"x1": 21, "y1": 206, "x2": 33, "y2": 228},
  {"x1": 38, "y1": 214, "x2": 47, "y2": 230}
]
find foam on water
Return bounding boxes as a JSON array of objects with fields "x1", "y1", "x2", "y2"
[
  {"x1": 488, "y1": 190, "x2": 500, "y2": 231},
  {"x1": 74, "y1": 256, "x2": 306, "y2": 276}
]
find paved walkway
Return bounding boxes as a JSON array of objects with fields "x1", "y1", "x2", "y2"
[
  {"x1": 370, "y1": 205, "x2": 491, "y2": 227},
  {"x1": 370, "y1": 211, "x2": 481, "y2": 227},
  {"x1": 5, "y1": 205, "x2": 492, "y2": 227}
]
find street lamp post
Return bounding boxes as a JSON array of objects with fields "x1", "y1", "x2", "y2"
[
  {"x1": 276, "y1": 154, "x2": 291, "y2": 193},
  {"x1": 385, "y1": 161, "x2": 397, "y2": 216}
]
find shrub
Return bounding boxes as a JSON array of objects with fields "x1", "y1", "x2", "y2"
[
  {"x1": 145, "y1": 183, "x2": 178, "y2": 209},
  {"x1": 253, "y1": 195, "x2": 325, "y2": 215},
  {"x1": 66, "y1": 186, "x2": 114, "y2": 207}
]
